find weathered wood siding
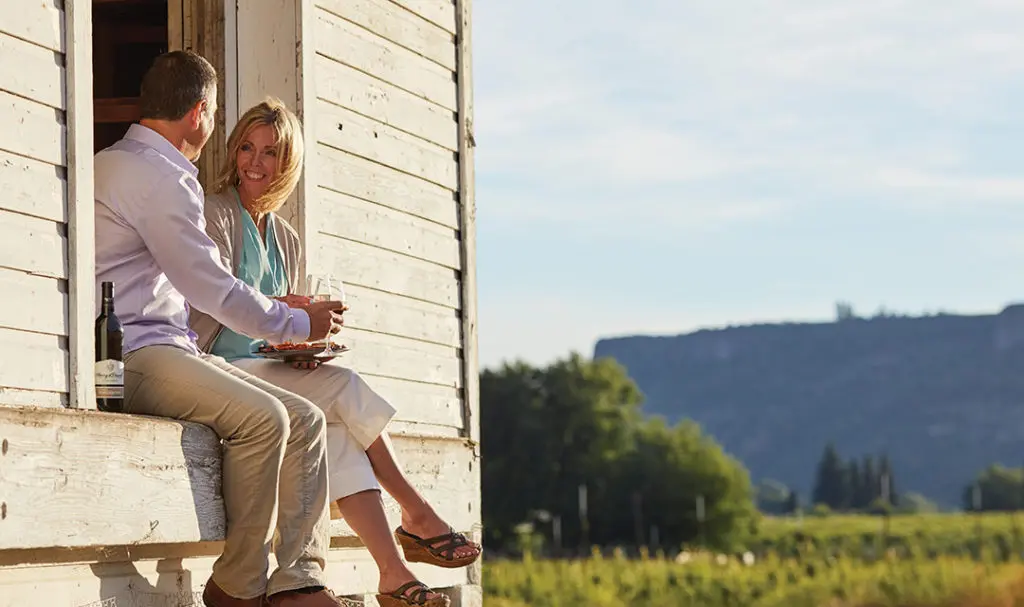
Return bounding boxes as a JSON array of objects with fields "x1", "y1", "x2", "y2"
[
  {"x1": 309, "y1": 0, "x2": 466, "y2": 438},
  {"x1": 0, "y1": 2, "x2": 71, "y2": 408},
  {"x1": 0, "y1": 406, "x2": 474, "y2": 603}
]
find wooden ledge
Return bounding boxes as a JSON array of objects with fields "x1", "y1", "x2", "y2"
[
  {"x1": 0, "y1": 406, "x2": 225, "y2": 551},
  {"x1": 0, "y1": 406, "x2": 479, "y2": 552}
]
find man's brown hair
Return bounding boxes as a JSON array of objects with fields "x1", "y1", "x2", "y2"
[{"x1": 138, "y1": 50, "x2": 218, "y2": 121}]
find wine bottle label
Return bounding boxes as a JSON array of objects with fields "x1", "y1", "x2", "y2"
[{"x1": 95, "y1": 359, "x2": 124, "y2": 399}]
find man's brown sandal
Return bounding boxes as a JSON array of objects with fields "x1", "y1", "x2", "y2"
[
  {"x1": 377, "y1": 581, "x2": 450, "y2": 607},
  {"x1": 394, "y1": 526, "x2": 481, "y2": 569}
]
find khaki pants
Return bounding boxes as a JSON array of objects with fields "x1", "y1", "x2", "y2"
[
  {"x1": 124, "y1": 345, "x2": 331, "y2": 600},
  {"x1": 231, "y1": 358, "x2": 398, "y2": 502}
]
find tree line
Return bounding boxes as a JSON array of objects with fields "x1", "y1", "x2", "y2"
[
  {"x1": 480, "y1": 353, "x2": 757, "y2": 554},
  {"x1": 810, "y1": 442, "x2": 897, "y2": 513}
]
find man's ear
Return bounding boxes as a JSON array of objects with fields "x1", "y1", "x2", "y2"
[{"x1": 187, "y1": 100, "x2": 206, "y2": 129}]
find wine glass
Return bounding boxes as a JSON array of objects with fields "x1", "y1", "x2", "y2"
[{"x1": 307, "y1": 274, "x2": 345, "y2": 354}]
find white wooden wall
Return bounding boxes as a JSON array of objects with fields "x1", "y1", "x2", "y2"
[
  {"x1": 309, "y1": 0, "x2": 467, "y2": 437},
  {"x1": 0, "y1": 1, "x2": 92, "y2": 410},
  {"x1": 233, "y1": 0, "x2": 481, "y2": 601}
]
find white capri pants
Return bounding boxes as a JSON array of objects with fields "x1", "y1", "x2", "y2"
[{"x1": 232, "y1": 358, "x2": 398, "y2": 501}]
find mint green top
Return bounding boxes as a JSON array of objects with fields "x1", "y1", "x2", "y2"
[{"x1": 209, "y1": 195, "x2": 289, "y2": 361}]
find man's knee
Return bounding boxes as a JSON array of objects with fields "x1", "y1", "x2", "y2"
[
  {"x1": 291, "y1": 399, "x2": 327, "y2": 441},
  {"x1": 245, "y1": 393, "x2": 291, "y2": 444}
]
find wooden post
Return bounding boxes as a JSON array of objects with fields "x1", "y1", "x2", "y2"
[
  {"x1": 182, "y1": 0, "x2": 226, "y2": 192},
  {"x1": 65, "y1": 0, "x2": 96, "y2": 409},
  {"x1": 456, "y1": 0, "x2": 479, "y2": 449}
]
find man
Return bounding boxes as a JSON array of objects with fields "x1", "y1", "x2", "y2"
[{"x1": 94, "y1": 50, "x2": 347, "y2": 607}]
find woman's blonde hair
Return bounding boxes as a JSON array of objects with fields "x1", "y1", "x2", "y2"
[{"x1": 213, "y1": 97, "x2": 304, "y2": 214}]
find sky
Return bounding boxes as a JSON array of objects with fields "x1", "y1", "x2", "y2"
[{"x1": 472, "y1": 0, "x2": 1024, "y2": 370}]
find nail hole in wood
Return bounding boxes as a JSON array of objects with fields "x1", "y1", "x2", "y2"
[
  {"x1": 1, "y1": 439, "x2": 7, "y2": 455},
  {"x1": 337, "y1": 123, "x2": 343, "y2": 131},
  {"x1": 1, "y1": 503, "x2": 6, "y2": 520}
]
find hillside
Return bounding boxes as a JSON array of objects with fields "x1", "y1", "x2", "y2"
[{"x1": 593, "y1": 305, "x2": 1024, "y2": 507}]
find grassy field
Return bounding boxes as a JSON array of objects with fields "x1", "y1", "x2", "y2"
[
  {"x1": 752, "y1": 512, "x2": 1024, "y2": 560},
  {"x1": 483, "y1": 513, "x2": 1024, "y2": 607}
]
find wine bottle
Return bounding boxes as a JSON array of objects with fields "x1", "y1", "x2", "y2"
[{"x1": 95, "y1": 281, "x2": 124, "y2": 412}]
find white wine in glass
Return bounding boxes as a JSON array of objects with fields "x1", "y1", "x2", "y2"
[{"x1": 307, "y1": 274, "x2": 346, "y2": 353}]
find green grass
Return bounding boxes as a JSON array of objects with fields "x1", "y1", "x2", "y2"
[
  {"x1": 750, "y1": 513, "x2": 1024, "y2": 560},
  {"x1": 484, "y1": 554, "x2": 1022, "y2": 607},
  {"x1": 483, "y1": 513, "x2": 1024, "y2": 607}
]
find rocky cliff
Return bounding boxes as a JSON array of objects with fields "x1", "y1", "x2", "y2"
[{"x1": 593, "y1": 305, "x2": 1024, "y2": 507}]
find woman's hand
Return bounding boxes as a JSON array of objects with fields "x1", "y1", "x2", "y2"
[{"x1": 275, "y1": 294, "x2": 312, "y2": 308}]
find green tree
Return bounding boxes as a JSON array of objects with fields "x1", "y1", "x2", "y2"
[
  {"x1": 963, "y1": 465, "x2": 1024, "y2": 511},
  {"x1": 480, "y1": 352, "x2": 757, "y2": 552},
  {"x1": 784, "y1": 490, "x2": 800, "y2": 514},
  {"x1": 607, "y1": 417, "x2": 756, "y2": 550},
  {"x1": 755, "y1": 479, "x2": 792, "y2": 515},
  {"x1": 811, "y1": 442, "x2": 848, "y2": 510},
  {"x1": 858, "y1": 455, "x2": 878, "y2": 510},
  {"x1": 480, "y1": 353, "x2": 643, "y2": 548},
  {"x1": 847, "y1": 459, "x2": 862, "y2": 509}
]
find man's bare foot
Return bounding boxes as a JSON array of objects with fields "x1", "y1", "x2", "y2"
[{"x1": 399, "y1": 508, "x2": 479, "y2": 560}]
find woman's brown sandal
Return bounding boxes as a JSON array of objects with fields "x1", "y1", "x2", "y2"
[
  {"x1": 394, "y1": 526, "x2": 481, "y2": 569},
  {"x1": 377, "y1": 581, "x2": 450, "y2": 607}
]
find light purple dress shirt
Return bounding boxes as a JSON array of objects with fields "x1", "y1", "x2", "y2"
[{"x1": 94, "y1": 124, "x2": 311, "y2": 356}]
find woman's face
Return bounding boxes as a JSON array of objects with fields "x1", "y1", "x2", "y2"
[{"x1": 235, "y1": 124, "x2": 280, "y2": 204}]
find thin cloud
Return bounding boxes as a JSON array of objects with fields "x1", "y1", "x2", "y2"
[{"x1": 475, "y1": 0, "x2": 1024, "y2": 365}]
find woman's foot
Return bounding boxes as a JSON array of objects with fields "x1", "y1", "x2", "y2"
[
  {"x1": 379, "y1": 565, "x2": 445, "y2": 604},
  {"x1": 399, "y1": 508, "x2": 480, "y2": 561}
]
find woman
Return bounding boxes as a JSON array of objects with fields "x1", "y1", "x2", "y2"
[{"x1": 189, "y1": 98, "x2": 480, "y2": 607}]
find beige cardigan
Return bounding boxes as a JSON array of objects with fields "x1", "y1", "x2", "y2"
[{"x1": 189, "y1": 188, "x2": 306, "y2": 353}]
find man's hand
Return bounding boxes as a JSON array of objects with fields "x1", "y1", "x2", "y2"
[
  {"x1": 306, "y1": 300, "x2": 346, "y2": 342},
  {"x1": 275, "y1": 294, "x2": 312, "y2": 308}
]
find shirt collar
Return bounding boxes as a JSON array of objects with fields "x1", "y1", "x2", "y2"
[{"x1": 125, "y1": 123, "x2": 200, "y2": 178}]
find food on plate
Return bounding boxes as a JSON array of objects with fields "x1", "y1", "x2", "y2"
[{"x1": 257, "y1": 341, "x2": 344, "y2": 353}]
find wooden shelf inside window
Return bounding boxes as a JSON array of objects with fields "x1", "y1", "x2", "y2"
[{"x1": 94, "y1": 97, "x2": 141, "y2": 124}]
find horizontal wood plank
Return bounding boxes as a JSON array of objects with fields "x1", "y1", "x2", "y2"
[
  {"x1": 0, "y1": 409, "x2": 478, "y2": 554},
  {"x1": 343, "y1": 283, "x2": 460, "y2": 348},
  {"x1": 329, "y1": 436, "x2": 476, "y2": 535},
  {"x1": 316, "y1": 98, "x2": 457, "y2": 190},
  {"x1": 0, "y1": 328, "x2": 67, "y2": 393},
  {"x1": 0, "y1": 148, "x2": 66, "y2": 222},
  {"x1": 0, "y1": 0, "x2": 63, "y2": 53},
  {"x1": 0, "y1": 268, "x2": 67, "y2": 336},
  {"x1": 334, "y1": 327, "x2": 461, "y2": 387},
  {"x1": 0, "y1": 544, "x2": 468, "y2": 605},
  {"x1": 317, "y1": 145, "x2": 458, "y2": 229},
  {"x1": 0, "y1": 407, "x2": 224, "y2": 550},
  {"x1": 317, "y1": 0, "x2": 456, "y2": 71},
  {"x1": 0, "y1": 209, "x2": 67, "y2": 279},
  {"x1": 0, "y1": 387, "x2": 64, "y2": 408},
  {"x1": 315, "y1": 55, "x2": 457, "y2": 151},
  {"x1": 367, "y1": 374, "x2": 464, "y2": 428},
  {"x1": 318, "y1": 187, "x2": 460, "y2": 270},
  {"x1": 387, "y1": 419, "x2": 462, "y2": 438},
  {"x1": 0, "y1": 89, "x2": 65, "y2": 166},
  {"x1": 390, "y1": 0, "x2": 456, "y2": 34},
  {"x1": 0, "y1": 31, "x2": 63, "y2": 109},
  {"x1": 316, "y1": 234, "x2": 460, "y2": 308},
  {"x1": 315, "y1": 9, "x2": 456, "y2": 111}
]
